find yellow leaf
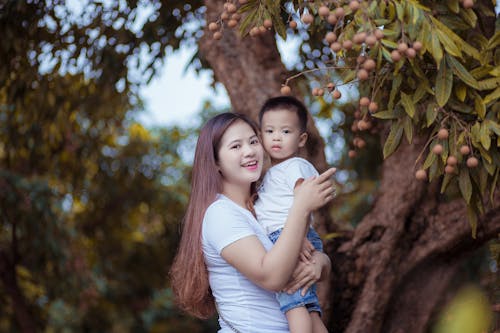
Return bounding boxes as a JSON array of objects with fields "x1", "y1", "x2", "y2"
[{"x1": 436, "y1": 58, "x2": 453, "y2": 107}]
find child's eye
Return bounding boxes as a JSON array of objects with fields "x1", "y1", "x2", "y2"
[
  {"x1": 265, "y1": 129, "x2": 273, "y2": 133},
  {"x1": 283, "y1": 129, "x2": 291, "y2": 134}
]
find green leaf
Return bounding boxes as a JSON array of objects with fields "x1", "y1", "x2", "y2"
[
  {"x1": 403, "y1": 115, "x2": 413, "y2": 143},
  {"x1": 383, "y1": 121, "x2": 404, "y2": 159},
  {"x1": 436, "y1": 29, "x2": 462, "y2": 57},
  {"x1": 389, "y1": 74, "x2": 403, "y2": 111},
  {"x1": 454, "y1": 83, "x2": 467, "y2": 102},
  {"x1": 430, "y1": 30, "x2": 443, "y2": 65},
  {"x1": 446, "y1": 55, "x2": 479, "y2": 89},
  {"x1": 486, "y1": 31, "x2": 500, "y2": 50},
  {"x1": 477, "y1": 77, "x2": 500, "y2": 90},
  {"x1": 381, "y1": 39, "x2": 398, "y2": 49},
  {"x1": 371, "y1": 110, "x2": 398, "y2": 119},
  {"x1": 435, "y1": 58, "x2": 453, "y2": 107},
  {"x1": 413, "y1": 81, "x2": 429, "y2": 103},
  {"x1": 400, "y1": 92, "x2": 416, "y2": 118},
  {"x1": 238, "y1": 7, "x2": 259, "y2": 36},
  {"x1": 459, "y1": 167, "x2": 473, "y2": 204},
  {"x1": 479, "y1": 122, "x2": 491, "y2": 150},
  {"x1": 459, "y1": 7, "x2": 477, "y2": 28},
  {"x1": 426, "y1": 103, "x2": 438, "y2": 127},
  {"x1": 483, "y1": 87, "x2": 500, "y2": 105},
  {"x1": 485, "y1": 119, "x2": 500, "y2": 136},
  {"x1": 423, "y1": 149, "x2": 437, "y2": 169},
  {"x1": 430, "y1": 16, "x2": 481, "y2": 60},
  {"x1": 440, "y1": 173, "x2": 454, "y2": 193},
  {"x1": 473, "y1": 93, "x2": 486, "y2": 119},
  {"x1": 446, "y1": 0, "x2": 460, "y2": 13}
]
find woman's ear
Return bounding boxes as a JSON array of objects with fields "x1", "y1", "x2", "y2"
[{"x1": 298, "y1": 132, "x2": 308, "y2": 148}]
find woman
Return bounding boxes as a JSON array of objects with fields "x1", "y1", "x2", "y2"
[{"x1": 170, "y1": 113, "x2": 335, "y2": 332}]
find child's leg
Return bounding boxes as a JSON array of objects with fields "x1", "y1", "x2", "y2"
[
  {"x1": 311, "y1": 311, "x2": 328, "y2": 333},
  {"x1": 286, "y1": 306, "x2": 312, "y2": 333}
]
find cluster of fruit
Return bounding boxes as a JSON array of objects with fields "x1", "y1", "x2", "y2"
[
  {"x1": 415, "y1": 128, "x2": 478, "y2": 181},
  {"x1": 207, "y1": 0, "x2": 247, "y2": 40}
]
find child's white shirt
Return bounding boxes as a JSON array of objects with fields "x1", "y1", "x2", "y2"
[{"x1": 254, "y1": 157, "x2": 319, "y2": 235}]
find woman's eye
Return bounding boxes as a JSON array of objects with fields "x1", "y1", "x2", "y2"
[
  {"x1": 231, "y1": 144, "x2": 241, "y2": 149},
  {"x1": 251, "y1": 139, "x2": 260, "y2": 145}
]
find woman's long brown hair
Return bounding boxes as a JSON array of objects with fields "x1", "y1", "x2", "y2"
[{"x1": 169, "y1": 113, "x2": 260, "y2": 319}]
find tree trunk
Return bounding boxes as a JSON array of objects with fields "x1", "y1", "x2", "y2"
[{"x1": 200, "y1": 1, "x2": 500, "y2": 332}]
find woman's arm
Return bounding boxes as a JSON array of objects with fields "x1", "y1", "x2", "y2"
[{"x1": 221, "y1": 168, "x2": 336, "y2": 291}]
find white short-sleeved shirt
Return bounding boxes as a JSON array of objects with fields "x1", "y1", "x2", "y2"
[
  {"x1": 254, "y1": 157, "x2": 319, "y2": 234},
  {"x1": 202, "y1": 194, "x2": 289, "y2": 333}
]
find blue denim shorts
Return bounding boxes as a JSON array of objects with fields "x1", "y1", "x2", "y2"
[{"x1": 268, "y1": 228, "x2": 323, "y2": 315}]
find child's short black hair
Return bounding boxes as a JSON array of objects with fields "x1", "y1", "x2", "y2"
[{"x1": 259, "y1": 96, "x2": 308, "y2": 133}]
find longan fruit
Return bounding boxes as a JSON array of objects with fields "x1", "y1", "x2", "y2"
[
  {"x1": 359, "y1": 97, "x2": 370, "y2": 107},
  {"x1": 368, "y1": 101, "x2": 378, "y2": 113},
  {"x1": 280, "y1": 85, "x2": 291, "y2": 95},
  {"x1": 302, "y1": 13, "x2": 314, "y2": 24},
  {"x1": 332, "y1": 89, "x2": 342, "y2": 99},
  {"x1": 349, "y1": 1, "x2": 360, "y2": 11},
  {"x1": 263, "y1": 19, "x2": 272, "y2": 29},
  {"x1": 325, "y1": 32, "x2": 337, "y2": 44},
  {"x1": 213, "y1": 31, "x2": 223, "y2": 40},
  {"x1": 289, "y1": 20, "x2": 297, "y2": 29},
  {"x1": 357, "y1": 68, "x2": 369, "y2": 80},
  {"x1": 437, "y1": 128, "x2": 449, "y2": 140},
  {"x1": 447, "y1": 156, "x2": 458, "y2": 166},
  {"x1": 432, "y1": 144, "x2": 444, "y2": 155},
  {"x1": 318, "y1": 6, "x2": 330, "y2": 17},
  {"x1": 415, "y1": 169, "x2": 427, "y2": 180},
  {"x1": 459, "y1": 145, "x2": 470, "y2": 155},
  {"x1": 466, "y1": 156, "x2": 479, "y2": 168},
  {"x1": 391, "y1": 50, "x2": 402, "y2": 62},
  {"x1": 208, "y1": 22, "x2": 219, "y2": 31},
  {"x1": 445, "y1": 165, "x2": 455, "y2": 174}
]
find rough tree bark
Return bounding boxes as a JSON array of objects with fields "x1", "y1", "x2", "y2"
[{"x1": 200, "y1": 1, "x2": 500, "y2": 332}]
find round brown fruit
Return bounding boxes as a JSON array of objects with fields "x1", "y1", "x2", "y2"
[
  {"x1": 318, "y1": 6, "x2": 330, "y2": 17},
  {"x1": 391, "y1": 50, "x2": 402, "y2": 62},
  {"x1": 263, "y1": 19, "x2": 272, "y2": 29},
  {"x1": 405, "y1": 48, "x2": 416, "y2": 59},
  {"x1": 280, "y1": 85, "x2": 291, "y2": 95},
  {"x1": 397, "y1": 42, "x2": 408, "y2": 53},
  {"x1": 335, "y1": 7, "x2": 345, "y2": 18},
  {"x1": 437, "y1": 128, "x2": 449, "y2": 140},
  {"x1": 374, "y1": 29, "x2": 384, "y2": 40},
  {"x1": 466, "y1": 156, "x2": 479, "y2": 168},
  {"x1": 213, "y1": 31, "x2": 223, "y2": 40},
  {"x1": 348, "y1": 150, "x2": 357, "y2": 158},
  {"x1": 325, "y1": 32, "x2": 337, "y2": 43},
  {"x1": 462, "y1": 0, "x2": 474, "y2": 8},
  {"x1": 356, "y1": 138, "x2": 366, "y2": 148},
  {"x1": 333, "y1": 89, "x2": 342, "y2": 99},
  {"x1": 415, "y1": 169, "x2": 427, "y2": 180},
  {"x1": 363, "y1": 58, "x2": 376, "y2": 71},
  {"x1": 365, "y1": 35, "x2": 377, "y2": 47},
  {"x1": 432, "y1": 144, "x2": 444, "y2": 155},
  {"x1": 368, "y1": 101, "x2": 378, "y2": 113},
  {"x1": 302, "y1": 13, "x2": 314, "y2": 25},
  {"x1": 289, "y1": 20, "x2": 297, "y2": 29},
  {"x1": 327, "y1": 13, "x2": 338, "y2": 25},
  {"x1": 357, "y1": 68, "x2": 369, "y2": 81},
  {"x1": 227, "y1": 3, "x2": 237, "y2": 13},
  {"x1": 412, "y1": 41, "x2": 423, "y2": 51},
  {"x1": 343, "y1": 40, "x2": 353, "y2": 50},
  {"x1": 227, "y1": 19, "x2": 238, "y2": 28},
  {"x1": 330, "y1": 42, "x2": 342, "y2": 52},
  {"x1": 349, "y1": 1, "x2": 360, "y2": 11},
  {"x1": 208, "y1": 22, "x2": 219, "y2": 31},
  {"x1": 445, "y1": 165, "x2": 455, "y2": 174},
  {"x1": 447, "y1": 156, "x2": 458, "y2": 166},
  {"x1": 459, "y1": 145, "x2": 470, "y2": 155},
  {"x1": 359, "y1": 97, "x2": 370, "y2": 107}
]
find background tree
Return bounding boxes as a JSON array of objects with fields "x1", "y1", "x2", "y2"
[{"x1": 0, "y1": 0, "x2": 498, "y2": 332}]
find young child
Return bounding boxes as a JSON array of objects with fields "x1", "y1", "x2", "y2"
[{"x1": 254, "y1": 96, "x2": 331, "y2": 333}]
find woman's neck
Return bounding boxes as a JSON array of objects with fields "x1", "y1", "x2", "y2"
[{"x1": 221, "y1": 183, "x2": 251, "y2": 209}]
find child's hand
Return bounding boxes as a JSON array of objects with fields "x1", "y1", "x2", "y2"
[
  {"x1": 299, "y1": 238, "x2": 315, "y2": 262},
  {"x1": 293, "y1": 167, "x2": 337, "y2": 213}
]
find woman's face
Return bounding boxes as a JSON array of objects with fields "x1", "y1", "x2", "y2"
[{"x1": 217, "y1": 120, "x2": 264, "y2": 187}]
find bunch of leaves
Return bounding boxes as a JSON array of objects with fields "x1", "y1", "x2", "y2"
[{"x1": 235, "y1": 0, "x2": 500, "y2": 235}]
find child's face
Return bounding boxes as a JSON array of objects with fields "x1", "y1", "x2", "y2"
[{"x1": 260, "y1": 109, "x2": 307, "y2": 165}]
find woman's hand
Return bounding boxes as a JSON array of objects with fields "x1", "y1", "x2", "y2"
[
  {"x1": 293, "y1": 167, "x2": 336, "y2": 214},
  {"x1": 282, "y1": 255, "x2": 321, "y2": 296}
]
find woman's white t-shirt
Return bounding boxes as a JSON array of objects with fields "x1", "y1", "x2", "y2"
[{"x1": 202, "y1": 194, "x2": 289, "y2": 333}]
